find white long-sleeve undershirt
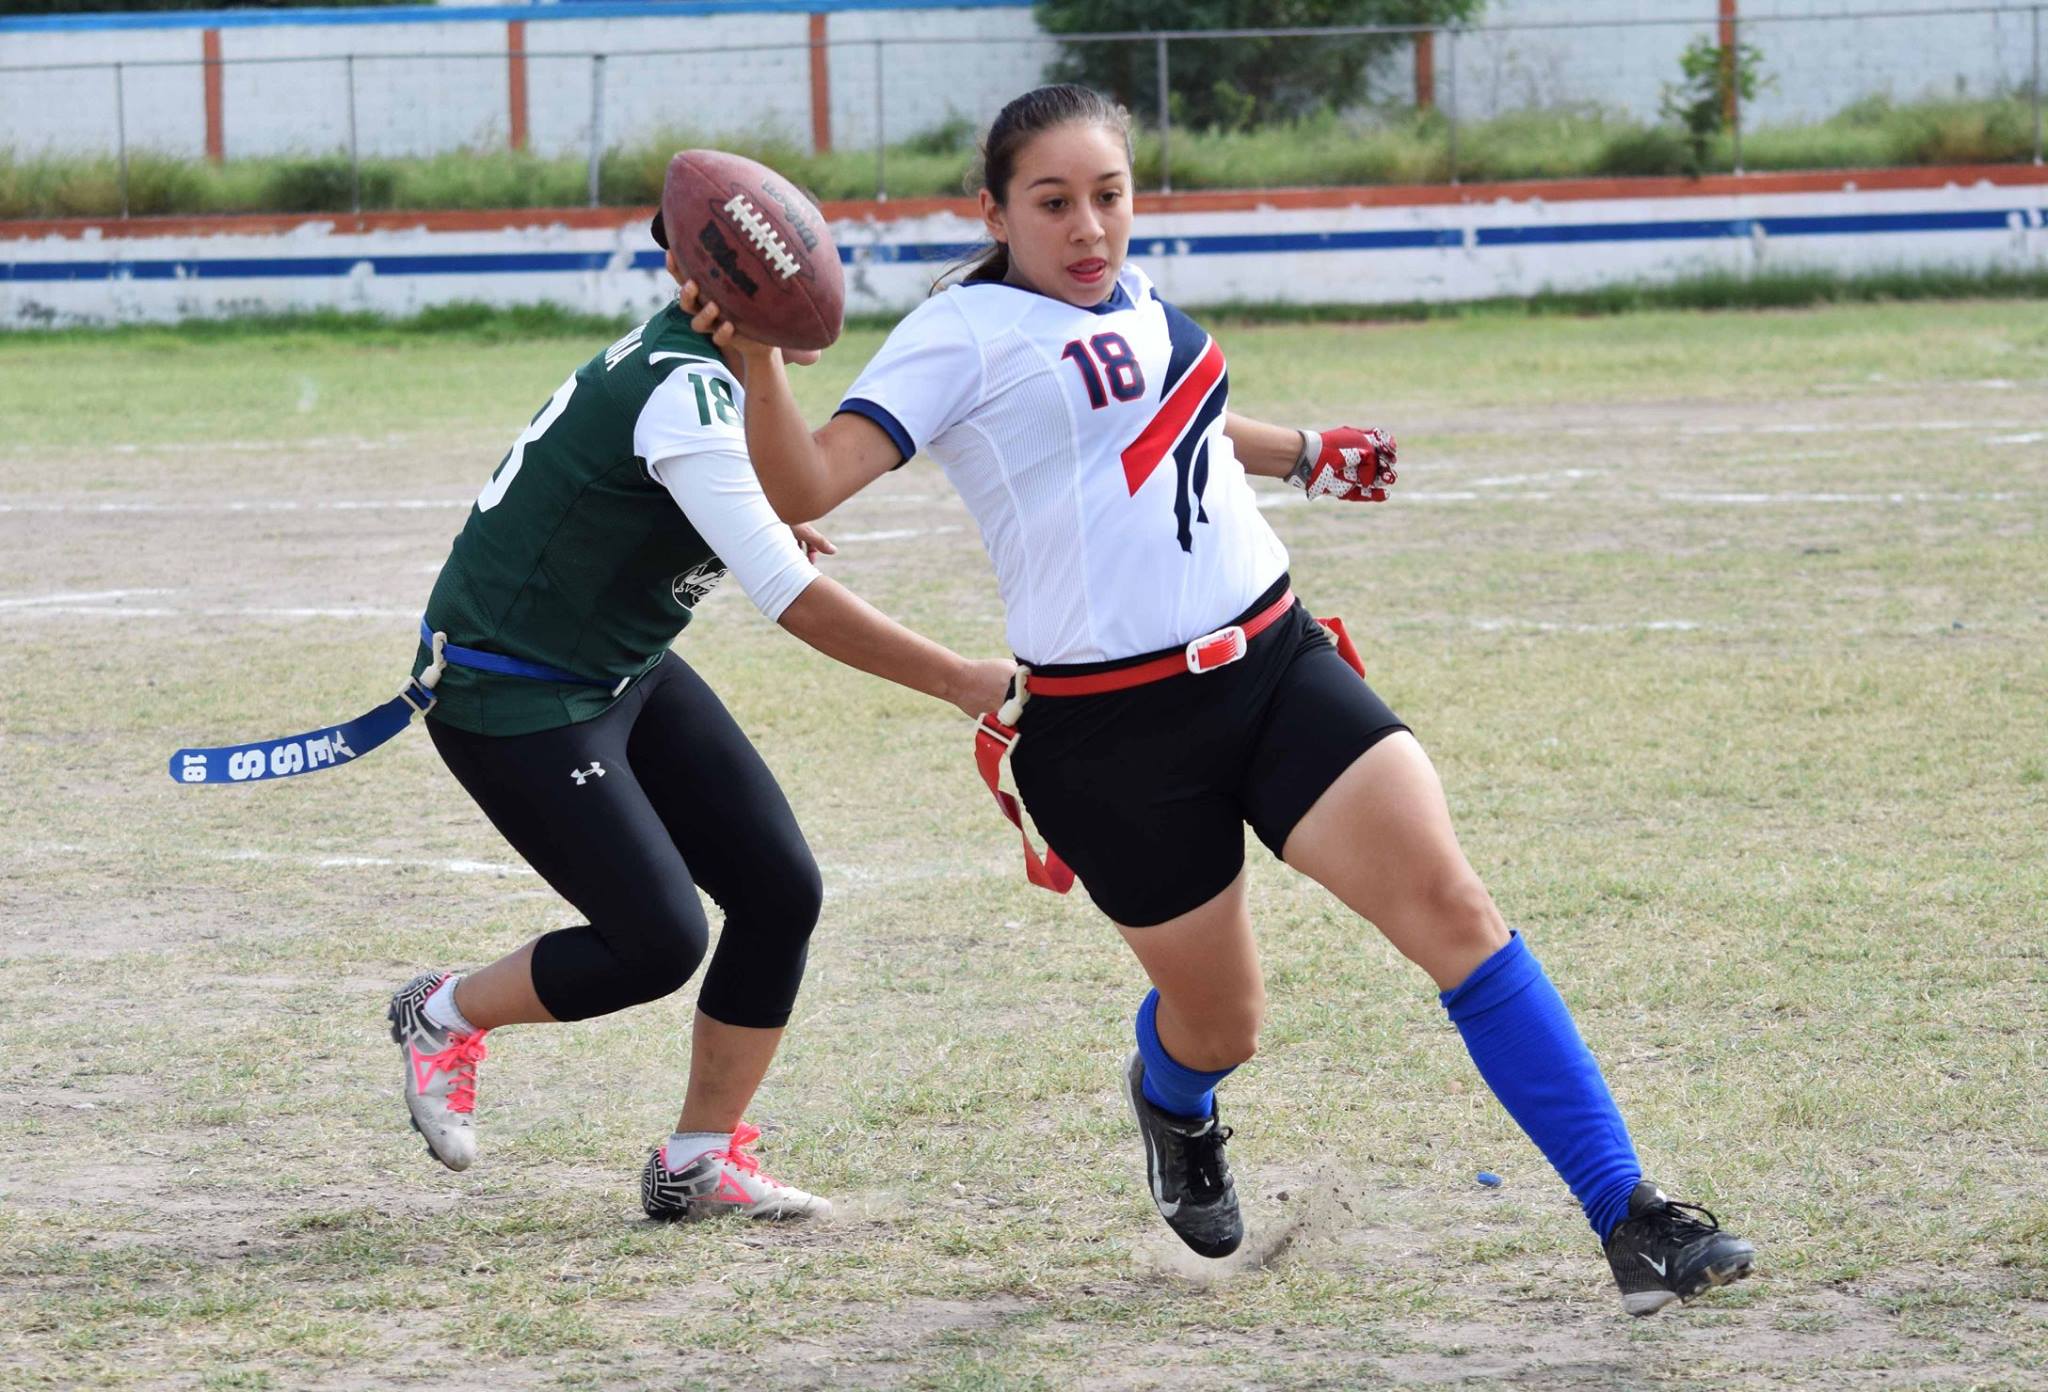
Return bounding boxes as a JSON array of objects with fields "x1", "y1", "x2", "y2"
[{"x1": 650, "y1": 445, "x2": 819, "y2": 621}]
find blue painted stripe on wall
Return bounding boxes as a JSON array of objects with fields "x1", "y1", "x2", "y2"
[
  {"x1": 4, "y1": 251, "x2": 638, "y2": 282},
  {"x1": 1478, "y1": 208, "x2": 2019, "y2": 245},
  {"x1": 4, "y1": 207, "x2": 2038, "y2": 282},
  {"x1": 0, "y1": 0, "x2": 1026, "y2": 35}
]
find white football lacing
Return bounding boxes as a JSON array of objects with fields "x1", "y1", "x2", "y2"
[{"x1": 722, "y1": 194, "x2": 803, "y2": 280}]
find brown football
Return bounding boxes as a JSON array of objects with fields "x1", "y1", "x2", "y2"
[{"x1": 657, "y1": 149, "x2": 844, "y2": 353}]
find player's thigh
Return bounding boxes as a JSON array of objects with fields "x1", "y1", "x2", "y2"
[
  {"x1": 1114, "y1": 869, "x2": 1262, "y2": 1019},
  {"x1": 429, "y1": 705, "x2": 700, "y2": 927},
  {"x1": 622, "y1": 655, "x2": 817, "y2": 907},
  {"x1": 1239, "y1": 612, "x2": 1409, "y2": 862},
  {"x1": 1280, "y1": 730, "x2": 1508, "y2": 988}
]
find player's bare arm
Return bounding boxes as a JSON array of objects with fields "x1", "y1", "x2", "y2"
[
  {"x1": 777, "y1": 574, "x2": 1013, "y2": 717},
  {"x1": 684, "y1": 282, "x2": 899, "y2": 522},
  {"x1": 1226, "y1": 412, "x2": 1398, "y2": 500},
  {"x1": 1222, "y1": 412, "x2": 1309, "y2": 477}
]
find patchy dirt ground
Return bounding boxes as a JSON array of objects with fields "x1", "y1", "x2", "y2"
[{"x1": 2, "y1": 307, "x2": 2045, "y2": 1389}]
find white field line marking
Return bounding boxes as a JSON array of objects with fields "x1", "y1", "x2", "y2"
[
  {"x1": 0, "y1": 588, "x2": 174, "y2": 609},
  {"x1": 832, "y1": 525, "x2": 963, "y2": 543},
  {"x1": 1988, "y1": 432, "x2": 2046, "y2": 446},
  {"x1": 206, "y1": 849, "x2": 535, "y2": 876},
  {"x1": 104, "y1": 437, "x2": 401, "y2": 454},
  {"x1": 189, "y1": 847, "x2": 921, "y2": 897},
  {"x1": 1565, "y1": 420, "x2": 2038, "y2": 439},
  {"x1": 1, "y1": 603, "x2": 414, "y2": 620},
  {"x1": 1662, "y1": 490, "x2": 2023, "y2": 505},
  {"x1": 1468, "y1": 468, "x2": 1603, "y2": 487},
  {"x1": 0, "y1": 499, "x2": 468, "y2": 515},
  {"x1": 1258, "y1": 490, "x2": 1488, "y2": 509},
  {"x1": 1464, "y1": 617, "x2": 1702, "y2": 633}
]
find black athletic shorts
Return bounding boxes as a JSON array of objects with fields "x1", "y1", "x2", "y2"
[{"x1": 1009, "y1": 574, "x2": 1408, "y2": 928}]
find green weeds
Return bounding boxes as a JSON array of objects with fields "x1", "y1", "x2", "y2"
[{"x1": 2, "y1": 93, "x2": 2037, "y2": 220}]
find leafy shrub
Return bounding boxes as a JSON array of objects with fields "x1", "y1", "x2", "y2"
[
  {"x1": 1661, "y1": 34, "x2": 1767, "y2": 177},
  {"x1": 261, "y1": 156, "x2": 394, "y2": 213},
  {"x1": 1036, "y1": 0, "x2": 1484, "y2": 132},
  {"x1": 1594, "y1": 126, "x2": 1690, "y2": 178}
]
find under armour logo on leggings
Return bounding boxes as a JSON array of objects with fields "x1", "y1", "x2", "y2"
[{"x1": 569, "y1": 762, "x2": 606, "y2": 786}]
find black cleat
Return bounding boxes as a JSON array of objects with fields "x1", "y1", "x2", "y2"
[
  {"x1": 1604, "y1": 1179, "x2": 1756, "y2": 1316},
  {"x1": 1120, "y1": 1050, "x2": 1243, "y2": 1259}
]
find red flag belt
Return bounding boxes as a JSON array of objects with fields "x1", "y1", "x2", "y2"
[{"x1": 971, "y1": 594, "x2": 1367, "y2": 895}]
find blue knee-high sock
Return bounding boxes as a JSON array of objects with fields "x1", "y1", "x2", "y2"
[
  {"x1": 1135, "y1": 989, "x2": 1235, "y2": 1120},
  {"x1": 1441, "y1": 932, "x2": 1642, "y2": 1240}
]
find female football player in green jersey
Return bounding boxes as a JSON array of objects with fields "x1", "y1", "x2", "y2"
[{"x1": 385, "y1": 204, "x2": 1013, "y2": 1221}]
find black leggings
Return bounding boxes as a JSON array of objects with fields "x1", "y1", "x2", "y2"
[{"x1": 427, "y1": 653, "x2": 821, "y2": 1028}]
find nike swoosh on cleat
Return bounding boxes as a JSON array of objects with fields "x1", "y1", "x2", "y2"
[{"x1": 1641, "y1": 1253, "x2": 1669, "y2": 1277}]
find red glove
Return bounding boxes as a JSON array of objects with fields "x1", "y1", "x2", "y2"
[{"x1": 1289, "y1": 427, "x2": 1398, "y2": 502}]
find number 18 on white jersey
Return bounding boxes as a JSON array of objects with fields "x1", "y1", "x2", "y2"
[{"x1": 837, "y1": 263, "x2": 1289, "y2": 667}]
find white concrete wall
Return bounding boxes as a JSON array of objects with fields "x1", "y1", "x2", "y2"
[
  {"x1": 0, "y1": 5, "x2": 1027, "y2": 161},
  {"x1": 822, "y1": 6, "x2": 1054, "y2": 153},
  {"x1": 524, "y1": 14, "x2": 814, "y2": 159},
  {"x1": 1433, "y1": 0, "x2": 2039, "y2": 127},
  {"x1": 1, "y1": 1, "x2": 2036, "y2": 164},
  {"x1": 5, "y1": 176, "x2": 2041, "y2": 328}
]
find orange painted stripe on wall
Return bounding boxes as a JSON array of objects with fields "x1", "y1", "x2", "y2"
[
  {"x1": 3, "y1": 165, "x2": 2041, "y2": 243},
  {"x1": 508, "y1": 21, "x2": 529, "y2": 153},
  {"x1": 202, "y1": 29, "x2": 223, "y2": 165},
  {"x1": 1720, "y1": 0, "x2": 1740, "y2": 126},
  {"x1": 809, "y1": 13, "x2": 831, "y2": 155}
]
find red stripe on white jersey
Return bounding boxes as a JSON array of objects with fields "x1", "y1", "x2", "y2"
[{"x1": 1120, "y1": 338, "x2": 1224, "y2": 497}]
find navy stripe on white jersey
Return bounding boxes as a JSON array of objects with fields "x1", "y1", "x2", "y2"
[{"x1": 836, "y1": 263, "x2": 1287, "y2": 666}]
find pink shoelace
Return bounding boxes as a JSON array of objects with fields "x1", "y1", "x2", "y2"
[
  {"x1": 716, "y1": 1122, "x2": 774, "y2": 1179},
  {"x1": 420, "y1": 1031, "x2": 490, "y2": 1113}
]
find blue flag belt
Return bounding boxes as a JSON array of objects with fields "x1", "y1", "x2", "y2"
[
  {"x1": 168, "y1": 625, "x2": 615, "y2": 785},
  {"x1": 417, "y1": 619, "x2": 617, "y2": 689}
]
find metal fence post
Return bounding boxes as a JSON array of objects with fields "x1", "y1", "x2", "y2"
[
  {"x1": 1446, "y1": 29, "x2": 1459, "y2": 184},
  {"x1": 873, "y1": 41, "x2": 886, "y2": 201},
  {"x1": 113, "y1": 64, "x2": 130, "y2": 221},
  {"x1": 2034, "y1": 5, "x2": 2044, "y2": 166},
  {"x1": 1155, "y1": 34, "x2": 1171, "y2": 194},
  {"x1": 1730, "y1": 15, "x2": 1745, "y2": 175},
  {"x1": 346, "y1": 55, "x2": 361, "y2": 214},
  {"x1": 587, "y1": 54, "x2": 606, "y2": 208}
]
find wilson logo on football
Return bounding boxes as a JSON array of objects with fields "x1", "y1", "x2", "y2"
[{"x1": 759, "y1": 179, "x2": 821, "y2": 252}]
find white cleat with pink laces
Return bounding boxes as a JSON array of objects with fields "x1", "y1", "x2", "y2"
[
  {"x1": 387, "y1": 972, "x2": 488, "y2": 1172},
  {"x1": 640, "y1": 1123, "x2": 831, "y2": 1222}
]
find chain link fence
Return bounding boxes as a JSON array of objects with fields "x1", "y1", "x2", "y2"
[{"x1": 1, "y1": 4, "x2": 2041, "y2": 218}]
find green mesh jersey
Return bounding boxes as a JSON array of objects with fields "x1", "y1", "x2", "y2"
[{"x1": 414, "y1": 305, "x2": 751, "y2": 736}]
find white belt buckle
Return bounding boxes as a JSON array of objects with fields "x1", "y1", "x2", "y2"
[{"x1": 1186, "y1": 624, "x2": 1248, "y2": 674}]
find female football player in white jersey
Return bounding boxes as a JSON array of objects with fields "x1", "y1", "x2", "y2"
[{"x1": 684, "y1": 84, "x2": 1754, "y2": 1315}]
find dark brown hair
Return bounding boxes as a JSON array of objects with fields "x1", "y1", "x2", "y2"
[{"x1": 937, "y1": 84, "x2": 1133, "y2": 292}]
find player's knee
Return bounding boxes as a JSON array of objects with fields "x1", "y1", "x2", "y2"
[
  {"x1": 1173, "y1": 993, "x2": 1265, "y2": 1071},
  {"x1": 1425, "y1": 867, "x2": 1509, "y2": 956},
  {"x1": 733, "y1": 845, "x2": 824, "y2": 947},
  {"x1": 621, "y1": 902, "x2": 710, "y2": 1000},
  {"x1": 776, "y1": 853, "x2": 824, "y2": 942}
]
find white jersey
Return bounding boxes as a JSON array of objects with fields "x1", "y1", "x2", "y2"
[{"x1": 838, "y1": 263, "x2": 1288, "y2": 666}]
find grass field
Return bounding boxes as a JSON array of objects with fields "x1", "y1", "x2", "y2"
[{"x1": 1, "y1": 301, "x2": 2044, "y2": 1390}]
